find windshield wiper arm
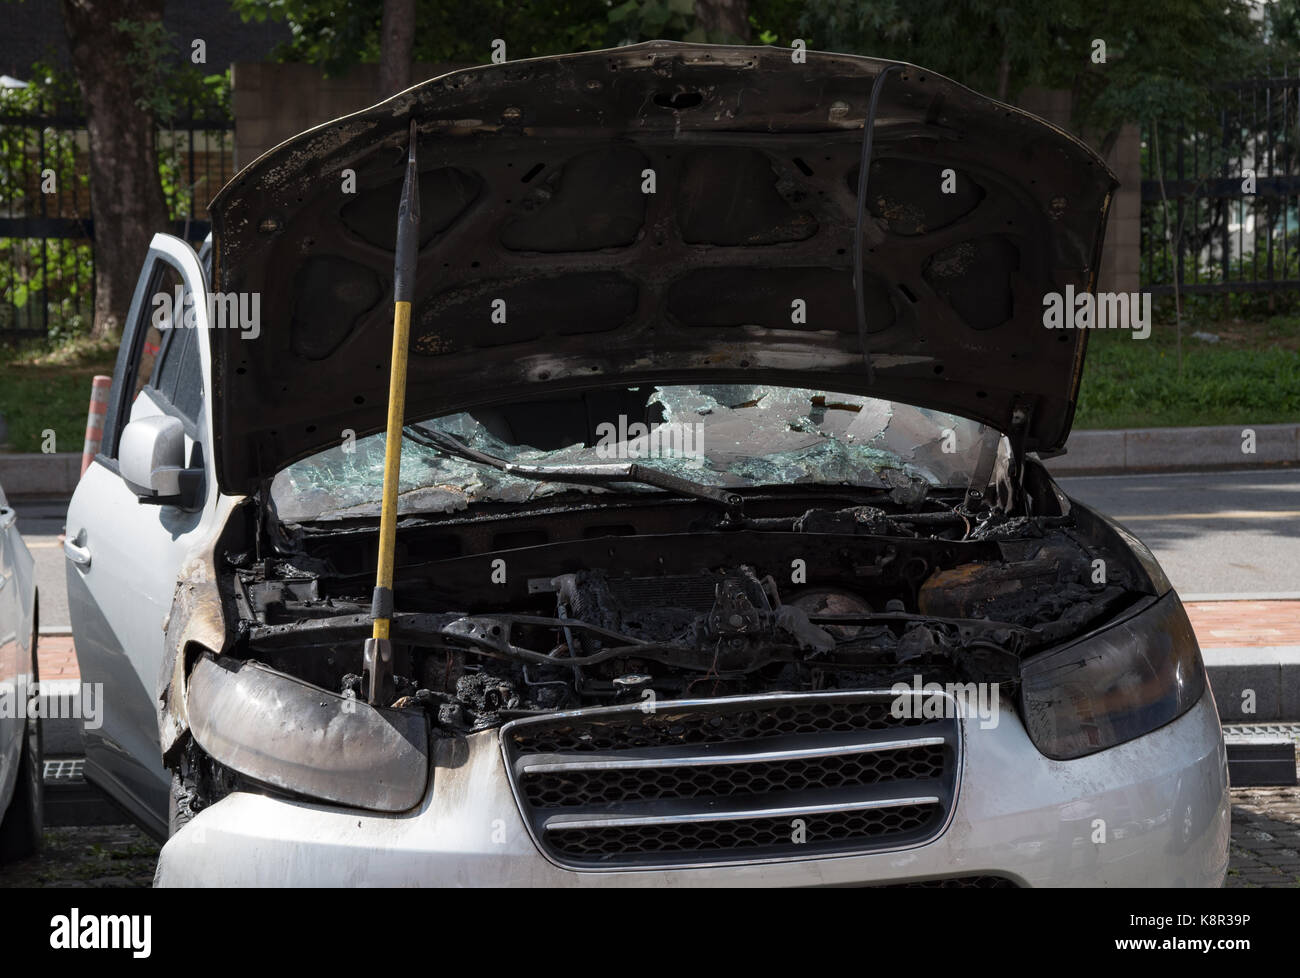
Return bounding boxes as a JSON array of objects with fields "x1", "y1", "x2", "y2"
[{"x1": 403, "y1": 425, "x2": 745, "y2": 517}]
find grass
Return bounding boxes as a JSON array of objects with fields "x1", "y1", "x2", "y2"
[
  {"x1": 1073, "y1": 314, "x2": 1300, "y2": 430},
  {"x1": 0, "y1": 335, "x2": 118, "y2": 453}
]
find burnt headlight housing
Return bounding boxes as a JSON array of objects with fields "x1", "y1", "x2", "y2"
[
  {"x1": 186, "y1": 653, "x2": 430, "y2": 811},
  {"x1": 1019, "y1": 592, "x2": 1206, "y2": 761}
]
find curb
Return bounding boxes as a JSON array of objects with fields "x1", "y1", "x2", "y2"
[
  {"x1": 1045, "y1": 423, "x2": 1300, "y2": 476},
  {"x1": 1204, "y1": 647, "x2": 1300, "y2": 723},
  {"x1": 3, "y1": 428, "x2": 1298, "y2": 489},
  {"x1": 1182, "y1": 592, "x2": 1300, "y2": 602},
  {"x1": 0, "y1": 452, "x2": 82, "y2": 497}
]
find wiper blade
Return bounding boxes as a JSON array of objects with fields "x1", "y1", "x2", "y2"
[{"x1": 403, "y1": 425, "x2": 744, "y2": 516}]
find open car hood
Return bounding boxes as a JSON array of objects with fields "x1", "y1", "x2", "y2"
[{"x1": 209, "y1": 40, "x2": 1116, "y2": 494}]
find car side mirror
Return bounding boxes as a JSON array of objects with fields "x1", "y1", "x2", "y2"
[{"x1": 119, "y1": 415, "x2": 203, "y2": 508}]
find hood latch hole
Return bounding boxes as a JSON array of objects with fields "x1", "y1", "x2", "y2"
[{"x1": 654, "y1": 91, "x2": 703, "y2": 110}]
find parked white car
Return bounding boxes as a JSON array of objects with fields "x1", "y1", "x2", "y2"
[
  {"x1": 0, "y1": 480, "x2": 41, "y2": 862},
  {"x1": 68, "y1": 41, "x2": 1229, "y2": 887}
]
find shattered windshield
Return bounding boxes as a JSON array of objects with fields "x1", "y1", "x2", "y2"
[{"x1": 272, "y1": 385, "x2": 1003, "y2": 522}]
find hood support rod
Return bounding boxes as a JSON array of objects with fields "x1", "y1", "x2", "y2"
[{"x1": 364, "y1": 118, "x2": 421, "y2": 706}]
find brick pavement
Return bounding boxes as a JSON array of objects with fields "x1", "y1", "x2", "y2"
[
  {"x1": 1226, "y1": 786, "x2": 1300, "y2": 887},
  {"x1": 1184, "y1": 600, "x2": 1300, "y2": 648},
  {"x1": 36, "y1": 634, "x2": 79, "y2": 680}
]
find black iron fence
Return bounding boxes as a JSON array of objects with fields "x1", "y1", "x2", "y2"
[
  {"x1": 5, "y1": 75, "x2": 1298, "y2": 339},
  {"x1": 1142, "y1": 69, "x2": 1300, "y2": 295},
  {"x1": 0, "y1": 100, "x2": 233, "y2": 343}
]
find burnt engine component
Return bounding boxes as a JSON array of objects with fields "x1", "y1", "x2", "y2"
[
  {"x1": 552, "y1": 565, "x2": 835, "y2": 658},
  {"x1": 231, "y1": 505, "x2": 1143, "y2": 735},
  {"x1": 918, "y1": 535, "x2": 1129, "y2": 637},
  {"x1": 786, "y1": 587, "x2": 873, "y2": 640}
]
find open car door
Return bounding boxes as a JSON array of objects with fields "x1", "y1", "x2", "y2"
[{"x1": 65, "y1": 233, "x2": 214, "y2": 838}]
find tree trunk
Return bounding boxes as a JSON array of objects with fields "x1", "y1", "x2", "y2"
[
  {"x1": 695, "y1": 0, "x2": 750, "y2": 42},
  {"x1": 996, "y1": 35, "x2": 1011, "y2": 100},
  {"x1": 61, "y1": 0, "x2": 170, "y2": 341},
  {"x1": 378, "y1": 0, "x2": 416, "y2": 97}
]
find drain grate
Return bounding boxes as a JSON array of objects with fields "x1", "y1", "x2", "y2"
[
  {"x1": 1223, "y1": 723, "x2": 1300, "y2": 744},
  {"x1": 43, "y1": 757, "x2": 85, "y2": 782},
  {"x1": 1223, "y1": 725, "x2": 1298, "y2": 788}
]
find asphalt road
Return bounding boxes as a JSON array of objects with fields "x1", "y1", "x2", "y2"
[
  {"x1": 11, "y1": 467, "x2": 1300, "y2": 630},
  {"x1": 1057, "y1": 469, "x2": 1300, "y2": 598},
  {"x1": 12, "y1": 497, "x2": 69, "y2": 632}
]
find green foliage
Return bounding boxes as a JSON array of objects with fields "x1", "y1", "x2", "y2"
[
  {"x1": 0, "y1": 239, "x2": 95, "y2": 343},
  {"x1": 0, "y1": 62, "x2": 94, "y2": 343},
  {"x1": 233, "y1": 0, "x2": 811, "y2": 66},
  {"x1": 749, "y1": 0, "x2": 805, "y2": 45},
  {"x1": 235, "y1": 0, "x2": 809, "y2": 63},
  {"x1": 797, "y1": 0, "x2": 1273, "y2": 137},
  {"x1": 111, "y1": 18, "x2": 232, "y2": 123},
  {"x1": 608, "y1": 0, "x2": 702, "y2": 45},
  {"x1": 0, "y1": 361, "x2": 112, "y2": 452},
  {"x1": 1075, "y1": 320, "x2": 1300, "y2": 429},
  {"x1": 0, "y1": 55, "x2": 229, "y2": 345},
  {"x1": 1143, "y1": 242, "x2": 1300, "y2": 323},
  {"x1": 233, "y1": 0, "x2": 616, "y2": 72}
]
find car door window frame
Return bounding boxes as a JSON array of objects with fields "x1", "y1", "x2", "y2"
[
  {"x1": 146, "y1": 325, "x2": 204, "y2": 441},
  {"x1": 99, "y1": 238, "x2": 210, "y2": 471}
]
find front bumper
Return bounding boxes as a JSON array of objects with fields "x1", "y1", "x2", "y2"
[{"x1": 155, "y1": 690, "x2": 1229, "y2": 887}]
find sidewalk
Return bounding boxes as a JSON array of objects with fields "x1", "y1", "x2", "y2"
[
  {"x1": 1045, "y1": 423, "x2": 1300, "y2": 476},
  {"x1": 1188, "y1": 600, "x2": 1300, "y2": 723},
  {"x1": 1185, "y1": 600, "x2": 1300, "y2": 647},
  {"x1": 36, "y1": 634, "x2": 79, "y2": 680}
]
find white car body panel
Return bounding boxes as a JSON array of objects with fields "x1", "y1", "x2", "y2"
[
  {"x1": 0, "y1": 483, "x2": 38, "y2": 819},
  {"x1": 155, "y1": 691, "x2": 1229, "y2": 887},
  {"x1": 65, "y1": 233, "x2": 222, "y2": 836}
]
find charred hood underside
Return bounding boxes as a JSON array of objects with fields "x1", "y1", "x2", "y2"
[{"x1": 209, "y1": 41, "x2": 1117, "y2": 494}]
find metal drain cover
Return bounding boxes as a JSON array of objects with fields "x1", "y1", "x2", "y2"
[{"x1": 1223, "y1": 725, "x2": 1298, "y2": 787}]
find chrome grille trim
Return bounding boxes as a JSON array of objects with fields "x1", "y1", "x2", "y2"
[
  {"x1": 544, "y1": 793, "x2": 943, "y2": 832},
  {"x1": 516, "y1": 732, "x2": 949, "y2": 775},
  {"x1": 501, "y1": 690, "x2": 963, "y2": 871}
]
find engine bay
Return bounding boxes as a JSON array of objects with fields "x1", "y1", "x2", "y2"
[{"x1": 217, "y1": 481, "x2": 1145, "y2": 734}]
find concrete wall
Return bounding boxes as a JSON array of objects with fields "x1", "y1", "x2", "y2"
[
  {"x1": 1097, "y1": 123, "x2": 1141, "y2": 295},
  {"x1": 232, "y1": 62, "x2": 467, "y2": 169},
  {"x1": 1017, "y1": 87, "x2": 1140, "y2": 295}
]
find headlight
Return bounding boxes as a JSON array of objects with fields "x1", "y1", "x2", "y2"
[
  {"x1": 1019, "y1": 592, "x2": 1205, "y2": 760},
  {"x1": 186, "y1": 653, "x2": 429, "y2": 811}
]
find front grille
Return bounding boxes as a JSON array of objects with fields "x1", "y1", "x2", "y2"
[
  {"x1": 523, "y1": 744, "x2": 946, "y2": 807},
  {"x1": 502, "y1": 691, "x2": 961, "y2": 870},
  {"x1": 511, "y1": 696, "x2": 928, "y2": 755}
]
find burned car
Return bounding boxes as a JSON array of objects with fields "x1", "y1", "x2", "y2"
[{"x1": 66, "y1": 41, "x2": 1229, "y2": 886}]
